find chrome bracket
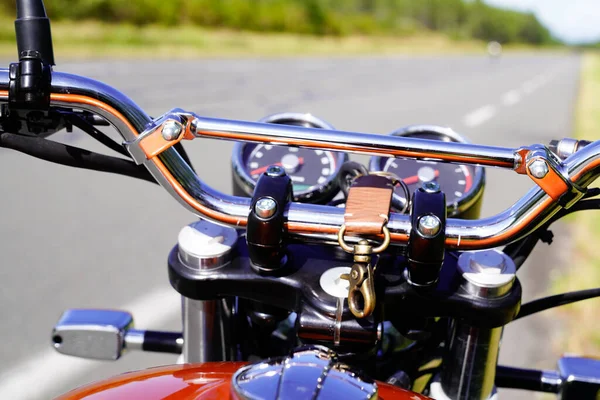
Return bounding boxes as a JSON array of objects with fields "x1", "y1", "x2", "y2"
[
  {"x1": 124, "y1": 108, "x2": 194, "y2": 164},
  {"x1": 517, "y1": 145, "x2": 585, "y2": 208}
]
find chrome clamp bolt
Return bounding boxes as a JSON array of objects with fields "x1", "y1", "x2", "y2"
[
  {"x1": 417, "y1": 215, "x2": 441, "y2": 237},
  {"x1": 162, "y1": 120, "x2": 182, "y2": 141},
  {"x1": 528, "y1": 159, "x2": 549, "y2": 179},
  {"x1": 266, "y1": 165, "x2": 285, "y2": 177},
  {"x1": 255, "y1": 197, "x2": 277, "y2": 218}
]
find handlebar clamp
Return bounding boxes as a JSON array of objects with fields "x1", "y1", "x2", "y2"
[
  {"x1": 8, "y1": 52, "x2": 51, "y2": 111},
  {"x1": 519, "y1": 145, "x2": 585, "y2": 208}
]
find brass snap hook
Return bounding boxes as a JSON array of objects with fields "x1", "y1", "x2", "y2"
[
  {"x1": 340, "y1": 263, "x2": 376, "y2": 319},
  {"x1": 337, "y1": 224, "x2": 391, "y2": 254}
]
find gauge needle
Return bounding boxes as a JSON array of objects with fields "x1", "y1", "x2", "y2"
[
  {"x1": 402, "y1": 169, "x2": 440, "y2": 185},
  {"x1": 251, "y1": 157, "x2": 305, "y2": 175}
]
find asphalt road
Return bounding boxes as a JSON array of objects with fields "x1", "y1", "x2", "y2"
[{"x1": 0, "y1": 53, "x2": 581, "y2": 399}]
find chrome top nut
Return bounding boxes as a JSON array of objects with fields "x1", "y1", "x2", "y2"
[{"x1": 457, "y1": 249, "x2": 516, "y2": 298}]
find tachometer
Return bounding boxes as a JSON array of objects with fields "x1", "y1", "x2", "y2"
[
  {"x1": 232, "y1": 113, "x2": 347, "y2": 203},
  {"x1": 369, "y1": 125, "x2": 485, "y2": 218}
]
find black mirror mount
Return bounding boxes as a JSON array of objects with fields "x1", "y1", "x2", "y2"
[
  {"x1": 15, "y1": 0, "x2": 55, "y2": 66},
  {"x1": 8, "y1": 0, "x2": 54, "y2": 111}
]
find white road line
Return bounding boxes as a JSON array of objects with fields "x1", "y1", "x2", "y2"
[
  {"x1": 0, "y1": 287, "x2": 181, "y2": 400},
  {"x1": 463, "y1": 68, "x2": 560, "y2": 128},
  {"x1": 462, "y1": 105, "x2": 496, "y2": 127},
  {"x1": 502, "y1": 90, "x2": 521, "y2": 106},
  {"x1": 522, "y1": 72, "x2": 552, "y2": 95},
  {"x1": 522, "y1": 79, "x2": 536, "y2": 94}
]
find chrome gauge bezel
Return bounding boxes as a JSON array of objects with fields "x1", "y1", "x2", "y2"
[
  {"x1": 368, "y1": 125, "x2": 485, "y2": 217},
  {"x1": 232, "y1": 113, "x2": 348, "y2": 203}
]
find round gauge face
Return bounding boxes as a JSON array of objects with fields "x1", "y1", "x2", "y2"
[
  {"x1": 381, "y1": 158, "x2": 474, "y2": 206},
  {"x1": 232, "y1": 113, "x2": 347, "y2": 203},
  {"x1": 244, "y1": 144, "x2": 338, "y2": 196},
  {"x1": 368, "y1": 126, "x2": 485, "y2": 216}
]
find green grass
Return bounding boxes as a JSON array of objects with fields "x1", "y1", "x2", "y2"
[
  {"x1": 551, "y1": 53, "x2": 600, "y2": 355},
  {"x1": 0, "y1": 18, "x2": 559, "y2": 59}
]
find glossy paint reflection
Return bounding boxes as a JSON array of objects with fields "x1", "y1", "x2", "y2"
[{"x1": 56, "y1": 362, "x2": 431, "y2": 399}]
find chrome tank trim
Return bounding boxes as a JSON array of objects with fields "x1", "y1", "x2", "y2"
[{"x1": 231, "y1": 345, "x2": 377, "y2": 399}]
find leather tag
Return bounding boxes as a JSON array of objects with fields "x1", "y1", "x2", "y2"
[{"x1": 344, "y1": 175, "x2": 394, "y2": 235}]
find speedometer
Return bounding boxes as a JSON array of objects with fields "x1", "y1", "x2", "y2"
[
  {"x1": 369, "y1": 125, "x2": 485, "y2": 218},
  {"x1": 232, "y1": 113, "x2": 347, "y2": 203}
]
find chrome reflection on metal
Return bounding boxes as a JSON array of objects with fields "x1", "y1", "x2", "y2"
[
  {"x1": 52, "y1": 309, "x2": 133, "y2": 360},
  {"x1": 177, "y1": 219, "x2": 238, "y2": 271},
  {"x1": 161, "y1": 120, "x2": 182, "y2": 141},
  {"x1": 255, "y1": 197, "x2": 277, "y2": 218},
  {"x1": 550, "y1": 138, "x2": 579, "y2": 160},
  {"x1": 417, "y1": 215, "x2": 441, "y2": 237},
  {"x1": 537, "y1": 369, "x2": 563, "y2": 392},
  {"x1": 528, "y1": 158, "x2": 549, "y2": 179},
  {"x1": 231, "y1": 345, "x2": 378, "y2": 400},
  {"x1": 557, "y1": 356, "x2": 600, "y2": 399},
  {"x1": 439, "y1": 249, "x2": 515, "y2": 400},
  {"x1": 457, "y1": 249, "x2": 516, "y2": 298},
  {"x1": 182, "y1": 297, "x2": 229, "y2": 363},
  {"x1": 4, "y1": 71, "x2": 600, "y2": 249},
  {"x1": 177, "y1": 220, "x2": 236, "y2": 363},
  {"x1": 549, "y1": 138, "x2": 591, "y2": 160},
  {"x1": 190, "y1": 117, "x2": 201, "y2": 135},
  {"x1": 439, "y1": 323, "x2": 502, "y2": 400},
  {"x1": 430, "y1": 377, "x2": 498, "y2": 400},
  {"x1": 123, "y1": 329, "x2": 145, "y2": 351},
  {"x1": 200, "y1": 116, "x2": 517, "y2": 168}
]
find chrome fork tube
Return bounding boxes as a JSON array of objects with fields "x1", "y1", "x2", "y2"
[
  {"x1": 432, "y1": 250, "x2": 518, "y2": 400},
  {"x1": 176, "y1": 220, "x2": 239, "y2": 363},
  {"x1": 182, "y1": 297, "x2": 229, "y2": 363},
  {"x1": 440, "y1": 323, "x2": 503, "y2": 400}
]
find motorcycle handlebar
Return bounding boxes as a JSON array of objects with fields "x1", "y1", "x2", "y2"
[{"x1": 1, "y1": 69, "x2": 599, "y2": 250}]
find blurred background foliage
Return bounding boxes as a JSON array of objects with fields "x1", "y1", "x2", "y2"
[{"x1": 0, "y1": 0, "x2": 556, "y2": 45}]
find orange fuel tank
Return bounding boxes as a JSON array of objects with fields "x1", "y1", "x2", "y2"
[{"x1": 56, "y1": 362, "x2": 431, "y2": 400}]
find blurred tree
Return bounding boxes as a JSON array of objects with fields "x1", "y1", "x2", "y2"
[{"x1": 0, "y1": 0, "x2": 557, "y2": 45}]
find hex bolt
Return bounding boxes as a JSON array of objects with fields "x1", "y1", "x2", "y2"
[
  {"x1": 161, "y1": 120, "x2": 182, "y2": 141},
  {"x1": 417, "y1": 215, "x2": 441, "y2": 237},
  {"x1": 266, "y1": 165, "x2": 285, "y2": 177},
  {"x1": 528, "y1": 159, "x2": 549, "y2": 179},
  {"x1": 351, "y1": 269, "x2": 359, "y2": 280},
  {"x1": 422, "y1": 181, "x2": 440, "y2": 193},
  {"x1": 255, "y1": 197, "x2": 277, "y2": 218}
]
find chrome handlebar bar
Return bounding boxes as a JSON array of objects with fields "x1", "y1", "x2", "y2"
[{"x1": 1, "y1": 70, "x2": 599, "y2": 250}]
